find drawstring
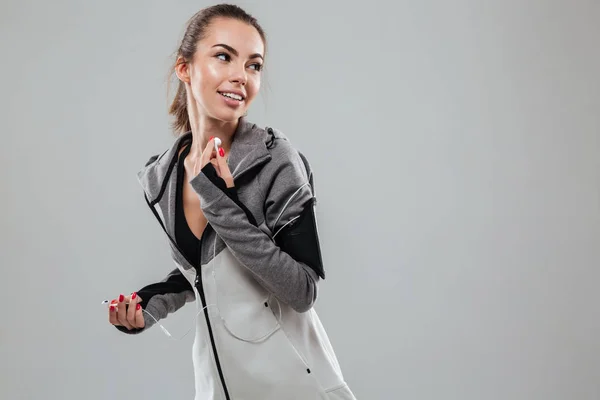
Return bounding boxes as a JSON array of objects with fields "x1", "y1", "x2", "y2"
[{"x1": 266, "y1": 127, "x2": 276, "y2": 149}]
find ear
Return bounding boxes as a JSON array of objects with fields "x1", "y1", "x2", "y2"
[{"x1": 175, "y1": 56, "x2": 191, "y2": 83}]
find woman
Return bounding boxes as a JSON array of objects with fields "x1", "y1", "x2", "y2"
[{"x1": 108, "y1": 4, "x2": 356, "y2": 399}]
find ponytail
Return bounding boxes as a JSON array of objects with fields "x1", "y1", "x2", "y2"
[{"x1": 168, "y1": 76, "x2": 191, "y2": 135}]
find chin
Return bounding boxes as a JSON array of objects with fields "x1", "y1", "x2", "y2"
[{"x1": 210, "y1": 108, "x2": 246, "y2": 123}]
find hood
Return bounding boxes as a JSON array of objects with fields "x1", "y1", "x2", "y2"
[{"x1": 137, "y1": 118, "x2": 280, "y2": 204}]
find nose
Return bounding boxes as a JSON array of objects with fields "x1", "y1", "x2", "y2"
[{"x1": 230, "y1": 64, "x2": 247, "y2": 86}]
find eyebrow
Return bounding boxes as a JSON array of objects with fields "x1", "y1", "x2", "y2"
[{"x1": 212, "y1": 43, "x2": 263, "y2": 61}]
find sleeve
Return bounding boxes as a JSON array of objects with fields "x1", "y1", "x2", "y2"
[
  {"x1": 115, "y1": 268, "x2": 195, "y2": 334},
  {"x1": 188, "y1": 143, "x2": 324, "y2": 313}
]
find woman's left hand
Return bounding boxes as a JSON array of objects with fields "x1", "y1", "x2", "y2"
[{"x1": 198, "y1": 138, "x2": 234, "y2": 188}]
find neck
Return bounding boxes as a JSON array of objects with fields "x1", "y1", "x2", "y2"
[{"x1": 189, "y1": 115, "x2": 239, "y2": 157}]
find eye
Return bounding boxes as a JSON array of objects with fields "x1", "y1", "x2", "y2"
[
  {"x1": 249, "y1": 63, "x2": 263, "y2": 72},
  {"x1": 215, "y1": 52, "x2": 230, "y2": 62}
]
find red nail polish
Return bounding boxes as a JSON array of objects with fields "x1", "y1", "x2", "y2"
[
  {"x1": 209, "y1": 136, "x2": 215, "y2": 140},
  {"x1": 119, "y1": 294, "x2": 124, "y2": 302},
  {"x1": 136, "y1": 304, "x2": 141, "y2": 311},
  {"x1": 219, "y1": 148, "x2": 224, "y2": 157},
  {"x1": 131, "y1": 292, "x2": 137, "y2": 300},
  {"x1": 110, "y1": 305, "x2": 115, "y2": 312}
]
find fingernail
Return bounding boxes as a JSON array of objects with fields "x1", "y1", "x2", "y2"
[
  {"x1": 136, "y1": 304, "x2": 141, "y2": 311},
  {"x1": 119, "y1": 294, "x2": 124, "y2": 302},
  {"x1": 209, "y1": 136, "x2": 215, "y2": 140},
  {"x1": 131, "y1": 292, "x2": 137, "y2": 300},
  {"x1": 219, "y1": 148, "x2": 224, "y2": 157},
  {"x1": 110, "y1": 305, "x2": 115, "y2": 312}
]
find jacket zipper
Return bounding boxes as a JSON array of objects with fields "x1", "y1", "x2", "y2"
[
  {"x1": 194, "y1": 223, "x2": 231, "y2": 400},
  {"x1": 143, "y1": 197, "x2": 231, "y2": 400}
]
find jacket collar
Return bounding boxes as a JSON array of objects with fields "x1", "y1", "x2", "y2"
[{"x1": 137, "y1": 118, "x2": 272, "y2": 204}]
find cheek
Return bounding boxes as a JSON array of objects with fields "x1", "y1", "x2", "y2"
[
  {"x1": 193, "y1": 64, "x2": 221, "y2": 98},
  {"x1": 246, "y1": 76, "x2": 262, "y2": 100},
  {"x1": 203, "y1": 63, "x2": 221, "y2": 83}
]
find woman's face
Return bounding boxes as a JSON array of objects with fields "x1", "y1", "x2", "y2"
[{"x1": 178, "y1": 17, "x2": 265, "y2": 123}]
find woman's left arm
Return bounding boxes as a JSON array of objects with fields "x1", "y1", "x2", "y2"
[{"x1": 189, "y1": 141, "x2": 324, "y2": 313}]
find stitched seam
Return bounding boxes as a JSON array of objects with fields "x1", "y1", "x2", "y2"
[{"x1": 324, "y1": 383, "x2": 347, "y2": 393}]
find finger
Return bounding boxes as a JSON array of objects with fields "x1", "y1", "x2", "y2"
[
  {"x1": 210, "y1": 158, "x2": 221, "y2": 177},
  {"x1": 216, "y1": 146, "x2": 234, "y2": 188},
  {"x1": 199, "y1": 138, "x2": 216, "y2": 170},
  {"x1": 134, "y1": 303, "x2": 145, "y2": 328},
  {"x1": 108, "y1": 299, "x2": 119, "y2": 325},
  {"x1": 126, "y1": 293, "x2": 138, "y2": 327},
  {"x1": 116, "y1": 294, "x2": 133, "y2": 329}
]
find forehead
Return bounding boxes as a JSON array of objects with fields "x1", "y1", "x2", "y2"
[{"x1": 199, "y1": 17, "x2": 264, "y2": 56}]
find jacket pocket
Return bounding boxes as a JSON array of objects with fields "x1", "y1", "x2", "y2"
[
  {"x1": 211, "y1": 247, "x2": 281, "y2": 342},
  {"x1": 213, "y1": 297, "x2": 324, "y2": 399},
  {"x1": 209, "y1": 248, "x2": 324, "y2": 398}
]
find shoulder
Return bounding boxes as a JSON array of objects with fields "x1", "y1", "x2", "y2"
[
  {"x1": 263, "y1": 126, "x2": 312, "y2": 177},
  {"x1": 141, "y1": 132, "x2": 191, "y2": 169},
  {"x1": 143, "y1": 151, "x2": 164, "y2": 167},
  {"x1": 257, "y1": 126, "x2": 314, "y2": 195}
]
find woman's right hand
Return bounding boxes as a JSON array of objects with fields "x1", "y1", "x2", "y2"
[{"x1": 108, "y1": 292, "x2": 145, "y2": 330}]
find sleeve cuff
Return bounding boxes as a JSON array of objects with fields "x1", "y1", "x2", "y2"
[
  {"x1": 193, "y1": 163, "x2": 261, "y2": 227},
  {"x1": 188, "y1": 163, "x2": 233, "y2": 207}
]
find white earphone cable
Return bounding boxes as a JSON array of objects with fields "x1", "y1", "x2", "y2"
[{"x1": 142, "y1": 304, "x2": 218, "y2": 341}]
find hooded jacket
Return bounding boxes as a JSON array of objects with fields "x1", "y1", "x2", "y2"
[{"x1": 117, "y1": 119, "x2": 356, "y2": 400}]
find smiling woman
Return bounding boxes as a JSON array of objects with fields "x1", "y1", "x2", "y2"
[
  {"x1": 169, "y1": 13, "x2": 266, "y2": 135},
  {"x1": 107, "y1": 3, "x2": 357, "y2": 400}
]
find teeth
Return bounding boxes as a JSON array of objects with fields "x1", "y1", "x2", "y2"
[{"x1": 220, "y1": 92, "x2": 243, "y2": 101}]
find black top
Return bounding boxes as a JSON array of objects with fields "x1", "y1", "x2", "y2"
[{"x1": 175, "y1": 143, "x2": 201, "y2": 267}]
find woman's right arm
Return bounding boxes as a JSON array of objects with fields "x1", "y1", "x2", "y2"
[{"x1": 109, "y1": 268, "x2": 195, "y2": 334}]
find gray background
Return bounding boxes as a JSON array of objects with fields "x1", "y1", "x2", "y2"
[{"x1": 1, "y1": 0, "x2": 598, "y2": 399}]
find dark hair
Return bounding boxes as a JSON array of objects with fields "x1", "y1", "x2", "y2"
[{"x1": 167, "y1": 4, "x2": 267, "y2": 135}]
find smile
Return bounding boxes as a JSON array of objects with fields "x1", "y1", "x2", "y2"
[{"x1": 218, "y1": 91, "x2": 244, "y2": 101}]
